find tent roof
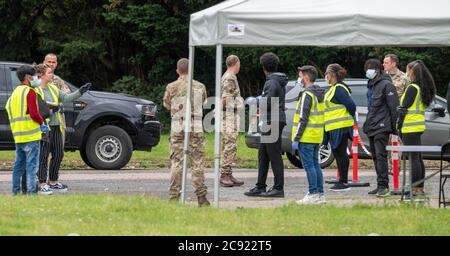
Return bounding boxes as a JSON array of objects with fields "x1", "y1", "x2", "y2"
[{"x1": 189, "y1": 0, "x2": 450, "y2": 46}]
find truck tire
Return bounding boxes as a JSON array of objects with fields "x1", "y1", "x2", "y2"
[
  {"x1": 85, "y1": 125, "x2": 132, "y2": 170},
  {"x1": 80, "y1": 147, "x2": 94, "y2": 169}
]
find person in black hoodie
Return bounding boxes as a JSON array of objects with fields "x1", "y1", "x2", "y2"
[
  {"x1": 363, "y1": 59, "x2": 399, "y2": 197},
  {"x1": 244, "y1": 52, "x2": 288, "y2": 198}
]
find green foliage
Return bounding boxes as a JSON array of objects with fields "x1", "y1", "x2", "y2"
[
  {"x1": 1, "y1": 0, "x2": 449, "y2": 130},
  {"x1": 111, "y1": 76, "x2": 170, "y2": 132}
]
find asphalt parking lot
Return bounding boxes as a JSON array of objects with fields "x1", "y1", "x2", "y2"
[{"x1": 0, "y1": 168, "x2": 444, "y2": 208}]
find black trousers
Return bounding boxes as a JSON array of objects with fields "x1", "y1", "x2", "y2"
[
  {"x1": 369, "y1": 132, "x2": 389, "y2": 189},
  {"x1": 402, "y1": 132, "x2": 425, "y2": 188},
  {"x1": 256, "y1": 123, "x2": 285, "y2": 190},
  {"x1": 38, "y1": 126, "x2": 64, "y2": 183},
  {"x1": 332, "y1": 132, "x2": 350, "y2": 184}
]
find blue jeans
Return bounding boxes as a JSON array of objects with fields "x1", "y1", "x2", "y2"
[
  {"x1": 299, "y1": 143, "x2": 324, "y2": 194},
  {"x1": 12, "y1": 141, "x2": 40, "y2": 194}
]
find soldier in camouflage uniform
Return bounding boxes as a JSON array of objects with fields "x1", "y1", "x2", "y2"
[
  {"x1": 220, "y1": 55, "x2": 245, "y2": 187},
  {"x1": 383, "y1": 54, "x2": 407, "y2": 172},
  {"x1": 163, "y1": 58, "x2": 209, "y2": 207},
  {"x1": 43, "y1": 53, "x2": 72, "y2": 144},
  {"x1": 383, "y1": 54, "x2": 408, "y2": 97}
]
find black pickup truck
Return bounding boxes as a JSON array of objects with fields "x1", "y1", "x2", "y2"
[{"x1": 0, "y1": 61, "x2": 161, "y2": 169}]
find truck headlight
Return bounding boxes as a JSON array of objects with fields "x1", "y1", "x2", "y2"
[{"x1": 136, "y1": 104, "x2": 157, "y2": 117}]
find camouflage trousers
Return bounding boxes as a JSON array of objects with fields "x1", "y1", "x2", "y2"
[
  {"x1": 221, "y1": 131, "x2": 238, "y2": 175},
  {"x1": 221, "y1": 113, "x2": 239, "y2": 175},
  {"x1": 169, "y1": 132, "x2": 207, "y2": 198}
]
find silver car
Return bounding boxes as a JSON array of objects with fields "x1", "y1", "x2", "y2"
[{"x1": 245, "y1": 79, "x2": 450, "y2": 168}]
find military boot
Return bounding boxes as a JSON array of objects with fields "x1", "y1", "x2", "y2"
[
  {"x1": 197, "y1": 195, "x2": 210, "y2": 207},
  {"x1": 169, "y1": 195, "x2": 180, "y2": 202},
  {"x1": 229, "y1": 173, "x2": 244, "y2": 186},
  {"x1": 220, "y1": 173, "x2": 234, "y2": 187}
]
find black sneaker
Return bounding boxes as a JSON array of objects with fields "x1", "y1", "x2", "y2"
[
  {"x1": 49, "y1": 182, "x2": 68, "y2": 192},
  {"x1": 376, "y1": 188, "x2": 390, "y2": 197},
  {"x1": 329, "y1": 183, "x2": 350, "y2": 192},
  {"x1": 402, "y1": 192, "x2": 413, "y2": 201},
  {"x1": 244, "y1": 187, "x2": 266, "y2": 197},
  {"x1": 404, "y1": 191, "x2": 427, "y2": 202},
  {"x1": 260, "y1": 187, "x2": 284, "y2": 198},
  {"x1": 368, "y1": 188, "x2": 378, "y2": 195}
]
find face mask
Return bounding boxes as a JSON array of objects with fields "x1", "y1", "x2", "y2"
[
  {"x1": 297, "y1": 77, "x2": 304, "y2": 87},
  {"x1": 405, "y1": 76, "x2": 411, "y2": 83},
  {"x1": 30, "y1": 75, "x2": 41, "y2": 88},
  {"x1": 325, "y1": 74, "x2": 330, "y2": 85},
  {"x1": 365, "y1": 69, "x2": 377, "y2": 80}
]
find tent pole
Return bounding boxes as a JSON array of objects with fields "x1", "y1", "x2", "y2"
[
  {"x1": 181, "y1": 46, "x2": 195, "y2": 204},
  {"x1": 214, "y1": 44, "x2": 223, "y2": 208}
]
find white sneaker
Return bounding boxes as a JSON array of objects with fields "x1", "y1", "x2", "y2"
[
  {"x1": 38, "y1": 184, "x2": 53, "y2": 195},
  {"x1": 316, "y1": 194, "x2": 326, "y2": 204},
  {"x1": 296, "y1": 193, "x2": 319, "y2": 205}
]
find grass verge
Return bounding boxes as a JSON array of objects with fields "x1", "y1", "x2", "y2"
[{"x1": 0, "y1": 194, "x2": 449, "y2": 236}]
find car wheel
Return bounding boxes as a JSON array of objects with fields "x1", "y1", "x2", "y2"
[
  {"x1": 286, "y1": 143, "x2": 335, "y2": 169},
  {"x1": 286, "y1": 152, "x2": 303, "y2": 168},
  {"x1": 86, "y1": 125, "x2": 132, "y2": 170},
  {"x1": 80, "y1": 146, "x2": 95, "y2": 169},
  {"x1": 319, "y1": 143, "x2": 334, "y2": 168}
]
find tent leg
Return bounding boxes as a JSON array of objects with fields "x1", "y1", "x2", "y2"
[
  {"x1": 181, "y1": 46, "x2": 195, "y2": 204},
  {"x1": 214, "y1": 44, "x2": 223, "y2": 208}
]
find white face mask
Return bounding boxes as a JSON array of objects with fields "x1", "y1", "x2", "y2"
[
  {"x1": 365, "y1": 69, "x2": 377, "y2": 80},
  {"x1": 30, "y1": 76, "x2": 41, "y2": 88},
  {"x1": 325, "y1": 74, "x2": 330, "y2": 84},
  {"x1": 297, "y1": 77, "x2": 304, "y2": 86}
]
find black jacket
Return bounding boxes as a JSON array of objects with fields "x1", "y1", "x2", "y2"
[
  {"x1": 259, "y1": 72, "x2": 288, "y2": 134},
  {"x1": 293, "y1": 85, "x2": 326, "y2": 141},
  {"x1": 363, "y1": 73, "x2": 399, "y2": 137}
]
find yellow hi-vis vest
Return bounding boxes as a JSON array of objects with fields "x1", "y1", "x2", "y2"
[
  {"x1": 5, "y1": 85, "x2": 42, "y2": 143},
  {"x1": 36, "y1": 83, "x2": 63, "y2": 131},
  {"x1": 400, "y1": 83, "x2": 426, "y2": 133},
  {"x1": 291, "y1": 91, "x2": 324, "y2": 144},
  {"x1": 324, "y1": 83, "x2": 354, "y2": 132}
]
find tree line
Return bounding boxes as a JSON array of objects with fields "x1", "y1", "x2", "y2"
[{"x1": 1, "y1": 0, "x2": 449, "y2": 131}]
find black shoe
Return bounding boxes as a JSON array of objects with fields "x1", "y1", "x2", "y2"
[
  {"x1": 402, "y1": 192, "x2": 413, "y2": 201},
  {"x1": 244, "y1": 187, "x2": 266, "y2": 197},
  {"x1": 49, "y1": 182, "x2": 68, "y2": 192},
  {"x1": 368, "y1": 188, "x2": 378, "y2": 195},
  {"x1": 260, "y1": 187, "x2": 284, "y2": 198},
  {"x1": 329, "y1": 183, "x2": 350, "y2": 192},
  {"x1": 402, "y1": 191, "x2": 426, "y2": 202},
  {"x1": 376, "y1": 188, "x2": 390, "y2": 197}
]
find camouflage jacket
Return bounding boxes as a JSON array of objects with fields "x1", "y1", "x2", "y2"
[
  {"x1": 387, "y1": 69, "x2": 408, "y2": 97},
  {"x1": 163, "y1": 76, "x2": 207, "y2": 133},
  {"x1": 52, "y1": 74, "x2": 70, "y2": 92},
  {"x1": 221, "y1": 71, "x2": 244, "y2": 112}
]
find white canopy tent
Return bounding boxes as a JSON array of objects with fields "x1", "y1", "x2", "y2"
[{"x1": 181, "y1": 0, "x2": 450, "y2": 207}]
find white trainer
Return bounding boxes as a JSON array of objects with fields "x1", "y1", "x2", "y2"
[
  {"x1": 296, "y1": 193, "x2": 319, "y2": 205},
  {"x1": 316, "y1": 194, "x2": 326, "y2": 204}
]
